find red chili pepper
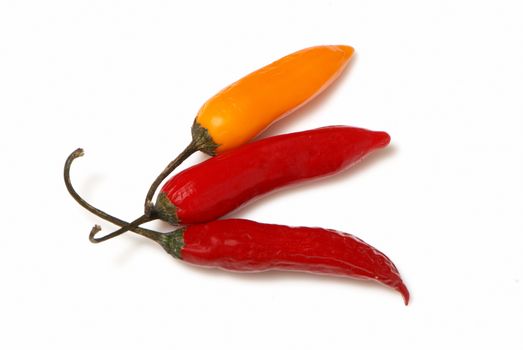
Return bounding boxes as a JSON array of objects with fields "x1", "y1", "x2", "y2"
[
  {"x1": 153, "y1": 126, "x2": 390, "y2": 225},
  {"x1": 153, "y1": 219, "x2": 409, "y2": 304},
  {"x1": 65, "y1": 126, "x2": 389, "y2": 244}
]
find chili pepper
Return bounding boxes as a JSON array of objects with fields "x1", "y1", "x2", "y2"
[
  {"x1": 153, "y1": 126, "x2": 390, "y2": 225},
  {"x1": 71, "y1": 126, "x2": 388, "y2": 242},
  {"x1": 144, "y1": 45, "x2": 355, "y2": 212},
  {"x1": 129, "y1": 219, "x2": 409, "y2": 304}
]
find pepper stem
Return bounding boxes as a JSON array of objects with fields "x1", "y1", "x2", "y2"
[
  {"x1": 143, "y1": 141, "x2": 198, "y2": 215},
  {"x1": 89, "y1": 214, "x2": 153, "y2": 243},
  {"x1": 64, "y1": 148, "x2": 164, "y2": 243}
]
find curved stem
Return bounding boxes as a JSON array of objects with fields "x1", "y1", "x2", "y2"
[
  {"x1": 64, "y1": 148, "x2": 164, "y2": 242},
  {"x1": 143, "y1": 141, "x2": 198, "y2": 215},
  {"x1": 89, "y1": 215, "x2": 153, "y2": 243}
]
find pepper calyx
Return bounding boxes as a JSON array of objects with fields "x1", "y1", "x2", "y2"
[{"x1": 158, "y1": 228, "x2": 185, "y2": 259}]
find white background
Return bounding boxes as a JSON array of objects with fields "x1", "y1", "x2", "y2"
[{"x1": 1, "y1": 0, "x2": 522, "y2": 349}]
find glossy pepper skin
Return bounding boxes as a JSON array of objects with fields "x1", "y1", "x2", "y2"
[
  {"x1": 156, "y1": 219, "x2": 409, "y2": 304},
  {"x1": 195, "y1": 45, "x2": 354, "y2": 154},
  {"x1": 153, "y1": 126, "x2": 390, "y2": 225}
]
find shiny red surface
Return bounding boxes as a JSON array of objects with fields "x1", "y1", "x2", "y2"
[
  {"x1": 160, "y1": 126, "x2": 390, "y2": 224},
  {"x1": 181, "y1": 219, "x2": 409, "y2": 304}
]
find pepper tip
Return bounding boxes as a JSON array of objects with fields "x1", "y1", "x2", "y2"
[
  {"x1": 334, "y1": 45, "x2": 355, "y2": 60},
  {"x1": 397, "y1": 282, "x2": 410, "y2": 305},
  {"x1": 373, "y1": 131, "x2": 391, "y2": 149}
]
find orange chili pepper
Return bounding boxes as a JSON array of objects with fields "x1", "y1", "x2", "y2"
[{"x1": 144, "y1": 45, "x2": 354, "y2": 213}]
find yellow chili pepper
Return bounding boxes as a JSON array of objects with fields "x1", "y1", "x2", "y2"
[{"x1": 144, "y1": 45, "x2": 354, "y2": 212}]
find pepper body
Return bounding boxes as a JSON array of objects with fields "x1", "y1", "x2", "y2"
[
  {"x1": 155, "y1": 126, "x2": 390, "y2": 224},
  {"x1": 194, "y1": 45, "x2": 354, "y2": 154},
  {"x1": 161, "y1": 219, "x2": 409, "y2": 304}
]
